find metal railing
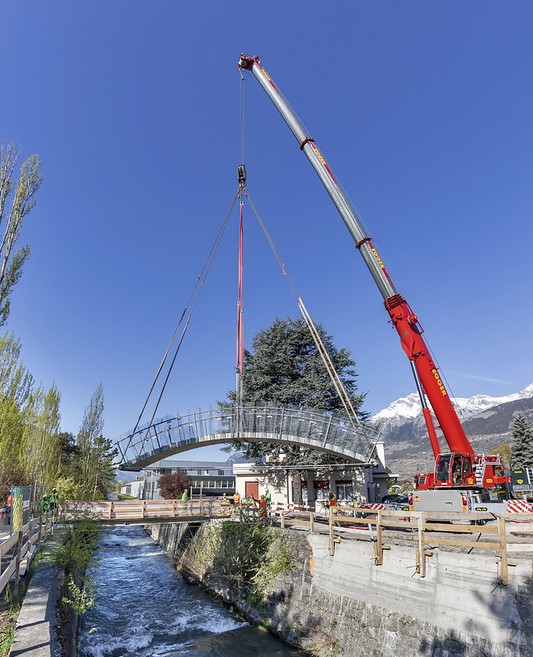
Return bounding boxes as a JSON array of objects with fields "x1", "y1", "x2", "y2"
[{"x1": 116, "y1": 404, "x2": 381, "y2": 471}]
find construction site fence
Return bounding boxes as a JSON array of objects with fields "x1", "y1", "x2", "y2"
[{"x1": 264, "y1": 506, "x2": 533, "y2": 587}]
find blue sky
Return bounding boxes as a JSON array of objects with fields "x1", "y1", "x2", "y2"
[{"x1": 2, "y1": 2, "x2": 532, "y2": 462}]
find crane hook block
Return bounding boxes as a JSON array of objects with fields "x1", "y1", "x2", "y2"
[{"x1": 237, "y1": 164, "x2": 247, "y2": 186}]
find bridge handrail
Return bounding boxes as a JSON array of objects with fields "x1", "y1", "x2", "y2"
[
  {"x1": 63, "y1": 499, "x2": 232, "y2": 522},
  {"x1": 115, "y1": 404, "x2": 381, "y2": 470}
]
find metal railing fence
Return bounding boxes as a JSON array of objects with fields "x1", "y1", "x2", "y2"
[{"x1": 116, "y1": 404, "x2": 381, "y2": 471}]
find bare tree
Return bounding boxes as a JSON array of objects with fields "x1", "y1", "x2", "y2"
[{"x1": 0, "y1": 143, "x2": 42, "y2": 325}]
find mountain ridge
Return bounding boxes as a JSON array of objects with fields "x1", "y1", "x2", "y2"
[{"x1": 373, "y1": 383, "x2": 533, "y2": 479}]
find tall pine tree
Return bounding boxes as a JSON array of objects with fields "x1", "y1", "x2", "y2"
[
  {"x1": 221, "y1": 317, "x2": 367, "y2": 501},
  {"x1": 511, "y1": 414, "x2": 533, "y2": 469}
]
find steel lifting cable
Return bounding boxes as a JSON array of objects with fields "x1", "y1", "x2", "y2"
[
  {"x1": 244, "y1": 190, "x2": 361, "y2": 430},
  {"x1": 130, "y1": 189, "x2": 241, "y2": 446}
]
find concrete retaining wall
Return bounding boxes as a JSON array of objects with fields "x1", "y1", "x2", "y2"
[{"x1": 148, "y1": 521, "x2": 533, "y2": 657}]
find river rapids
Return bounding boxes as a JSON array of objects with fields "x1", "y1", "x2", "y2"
[{"x1": 78, "y1": 525, "x2": 302, "y2": 657}]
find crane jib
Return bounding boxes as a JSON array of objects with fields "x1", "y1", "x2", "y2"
[{"x1": 238, "y1": 52, "x2": 484, "y2": 473}]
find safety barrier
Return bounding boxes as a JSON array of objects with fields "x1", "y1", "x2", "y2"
[{"x1": 0, "y1": 511, "x2": 54, "y2": 596}]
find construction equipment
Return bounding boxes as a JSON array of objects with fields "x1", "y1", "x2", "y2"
[{"x1": 238, "y1": 54, "x2": 509, "y2": 494}]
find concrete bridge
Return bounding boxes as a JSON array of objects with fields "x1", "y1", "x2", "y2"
[{"x1": 116, "y1": 404, "x2": 382, "y2": 471}]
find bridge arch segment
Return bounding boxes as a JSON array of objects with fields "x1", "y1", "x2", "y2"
[{"x1": 116, "y1": 405, "x2": 381, "y2": 471}]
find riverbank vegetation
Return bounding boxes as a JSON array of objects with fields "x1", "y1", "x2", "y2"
[
  {"x1": 183, "y1": 521, "x2": 295, "y2": 607},
  {"x1": 55, "y1": 516, "x2": 101, "y2": 656}
]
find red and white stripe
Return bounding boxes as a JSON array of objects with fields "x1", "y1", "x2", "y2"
[{"x1": 507, "y1": 499, "x2": 533, "y2": 513}]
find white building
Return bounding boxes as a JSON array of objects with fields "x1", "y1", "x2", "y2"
[
  {"x1": 142, "y1": 459, "x2": 235, "y2": 500},
  {"x1": 233, "y1": 440, "x2": 390, "y2": 507},
  {"x1": 120, "y1": 478, "x2": 145, "y2": 499}
]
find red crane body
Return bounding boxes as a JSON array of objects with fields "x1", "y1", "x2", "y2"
[{"x1": 238, "y1": 54, "x2": 508, "y2": 491}]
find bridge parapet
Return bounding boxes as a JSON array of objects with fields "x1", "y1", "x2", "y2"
[{"x1": 116, "y1": 405, "x2": 381, "y2": 471}]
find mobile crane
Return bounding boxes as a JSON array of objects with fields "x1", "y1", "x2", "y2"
[{"x1": 238, "y1": 54, "x2": 509, "y2": 493}]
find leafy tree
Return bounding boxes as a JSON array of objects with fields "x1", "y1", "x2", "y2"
[
  {"x1": 489, "y1": 443, "x2": 512, "y2": 470},
  {"x1": 0, "y1": 334, "x2": 64, "y2": 504},
  {"x1": 511, "y1": 414, "x2": 533, "y2": 469},
  {"x1": 56, "y1": 431, "x2": 81, "y2": 478},
  {"x1": 221, "y1": 316, "x2": 367, "y2": 502},
  {"x1": 76, "y1": 384, "x2": 117, "y2": 499},
  {"x1": 157, "y1": 470, "x2": 190, "y2": 499},
  {"x1": 0, "y1": 334, "x2": 33, "y2": 484},
  {"x1": 0, "y1": 143, "x2": 42, "y2": 326}
]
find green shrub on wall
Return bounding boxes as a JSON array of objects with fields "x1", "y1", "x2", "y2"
[{"x1": 190, "y1": 521, "x2": 295, "y2": 602}]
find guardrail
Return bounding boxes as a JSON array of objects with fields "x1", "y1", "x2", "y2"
[
  {"x1": 0, "y1": 511, "x2": 54, "y2": 596},
  {"x1": 63, "y1": 499, "x2": 232, "y2": 522},
  {"x1": 256, "y1": 507, "x2": 533, "y2": 586}
]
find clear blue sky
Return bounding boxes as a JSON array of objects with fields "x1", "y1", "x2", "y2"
[{"x1": 2, "y1": 2, "x2": 532, "y2": 461}]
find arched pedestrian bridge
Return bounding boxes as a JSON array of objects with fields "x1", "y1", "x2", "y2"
[{"x1": 116, "y1": 404, "x2": 381, "y2": 471}]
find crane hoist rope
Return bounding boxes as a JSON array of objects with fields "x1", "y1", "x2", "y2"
[
  {"x1": 244, "y1": 188, "x2": 362, "y2": 431},
  {"x1": 130, "y1": 189, "x2": 241, "y2": 441}
]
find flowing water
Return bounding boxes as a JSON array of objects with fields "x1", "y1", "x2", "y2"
[{"x1": 78, "y1": 526, "x2": 302, "y2": 657}]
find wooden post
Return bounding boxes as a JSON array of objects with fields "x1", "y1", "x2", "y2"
[
  {"x1": 329, "y1": 508, "x2": 335, "y2": 556},
  {"x1": 497, "y1": 515, "x2": 509, "y2": 585},
  {"x1": 108, "y1": 501, "x2": 113, "y2": 520},
  {"x1": 13, "y1": 530, "x2": 23, "y2": 596},
  {"x1": 309, "y1": 511, "x2": 314, "y2": 534},
  {"x1": 37, "y1": 515, "x2": 42, "y2": 549},
  {"x1": 416, "y1": 512, "x2": 427, "y2": 577},
  {"x1": 280, "y1": 512, "x2": 285, "y2": 529},
  {"x1": 374, "y1": 509, "x2": 383, "y2": 565}
]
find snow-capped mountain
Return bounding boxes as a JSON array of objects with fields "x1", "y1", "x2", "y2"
[
  {"x1": 372, "y1": 383, "x2": 533, "y2": 479},
  {"x1": 373, "y1": 383, "x2": 533, "y2": 434}
]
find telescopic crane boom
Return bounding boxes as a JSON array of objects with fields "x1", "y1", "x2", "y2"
[{"x1": 238, "y1": 54, "x2": 508, "y2": 491}]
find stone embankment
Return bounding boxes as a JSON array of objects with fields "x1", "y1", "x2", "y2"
[{"x1": 148, "y1": 521, "x2": 533, "y2": 657}]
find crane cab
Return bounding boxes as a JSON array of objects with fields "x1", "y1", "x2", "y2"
[{"x1": 416, "y1": 452, "x2": 510, "y2": 491}]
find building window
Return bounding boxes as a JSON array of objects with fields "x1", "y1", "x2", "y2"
[{"x1": 336, "y1": 480, "x2": 353, "y2": 501}]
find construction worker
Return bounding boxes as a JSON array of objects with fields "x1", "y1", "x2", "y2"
[
  {"x1": 259, "y1": 495, "x2": 268, "y2": 521},
  {"x1": 40, "y1": 495, "x2": 50, "y2": 515},
  {"x1": 49, "y1": 487, "x2": 59, "y2": 511},
  {"x1": 181, "y1": 488, "x2": 189, "y2": 502},
  {"x1": 265, "y1": 489, "x2": 272, "y2": 514},
  {"x1": 328, "y1": 490, "x2": 338, "y2": 514},
  {"x1": 6, "y1": 492, "x2": 12, "y2": 525}
]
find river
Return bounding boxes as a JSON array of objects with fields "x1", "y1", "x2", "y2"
[{"x1": 78, "y1": 525, "x2": 303, "y2": 657}]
